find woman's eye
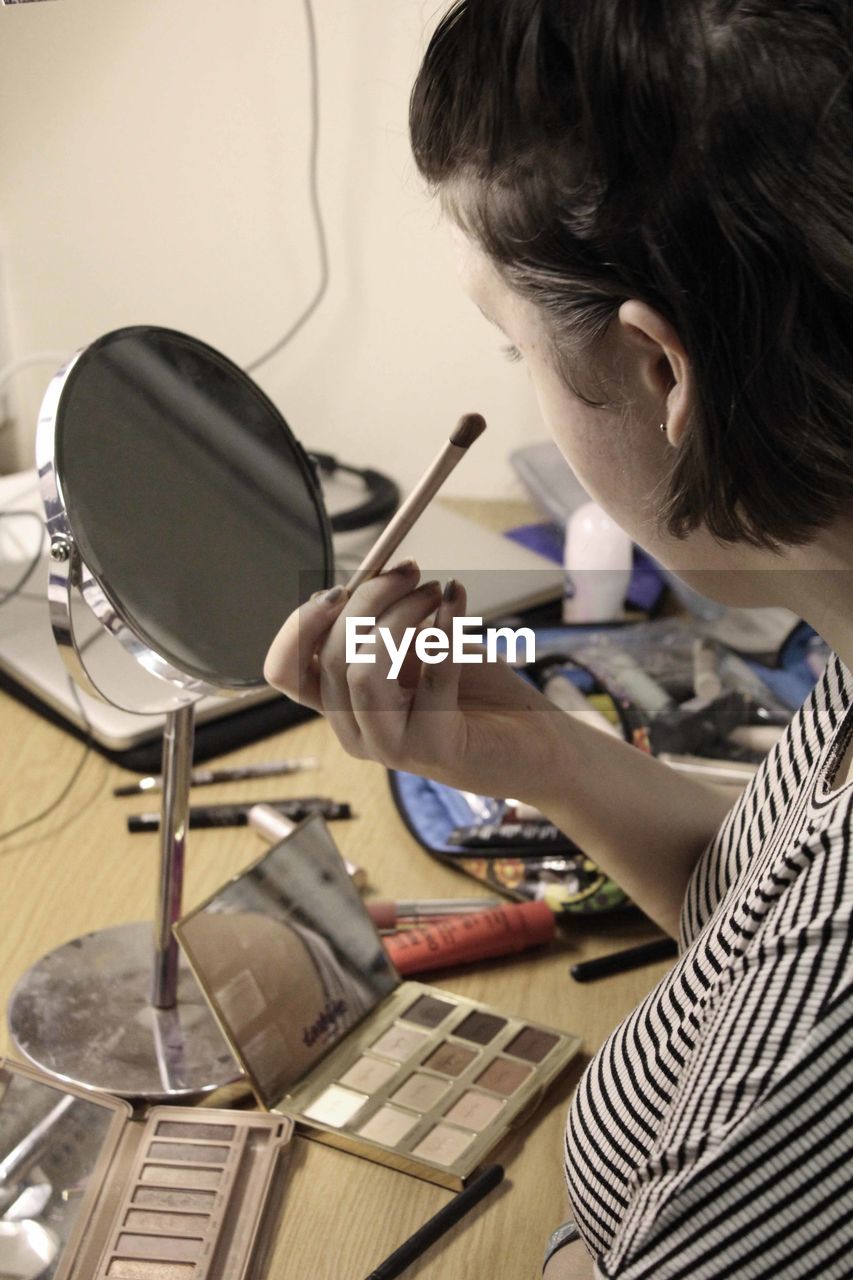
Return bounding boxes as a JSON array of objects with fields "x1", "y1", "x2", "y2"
[{"x1": 502, "y1": 343, "x2": 522, "y2": 363}]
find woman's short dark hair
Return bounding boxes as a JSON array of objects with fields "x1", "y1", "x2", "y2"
[{"x1": 410, "y1": 0, "x2": 853, "y2": 548}]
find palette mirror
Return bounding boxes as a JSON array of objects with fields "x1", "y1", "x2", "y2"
[
  {"x1": 8, "y1": 326, "x2": 334, "y2": 1103},
  {"x1": 0, "y1": 1063, "x2": 115, "y2": 1280}
]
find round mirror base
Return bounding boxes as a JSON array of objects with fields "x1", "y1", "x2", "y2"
[{"x1": 7, "y1": 923, "x2": 241, "y2": 1103}]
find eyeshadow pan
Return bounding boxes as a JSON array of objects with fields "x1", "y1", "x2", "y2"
[
  {"x1": 124, "y1": 1210, "x2": 209, "y2": 1234},
  {"x1": 140, "y1": 1165, "x2": 221, "y2": 1189},
  {"x1": 370, "y1": 1024, "x2": 428, "y2": 1062},
  {"x1": 401, "y1": 994, "x2": 455, "y2": 1028},
  {"x1": 444, "y1": 1090, "x2": 504, "y2": 1131},
  {"x1": 132, "y1": 1188, "x2": 216, "y2": 1211},
  {"x1": 148, "y1": 1142, "x2": 229, "y2": 1164},
  {"x1": 155, "y1": 1121, "x2": 234, "y2": 1141},
  {"x1": 339, "y1": 1056, "x2": 398, "y2": 1092},
  {"x1": 475, "y1": 1057, "x2": 532, "y2": 1096},
  {"x1": 505, "y1": 1026, "x2": 560, "y2": 1063},
  {"x1": 391, "y1": 1072, "x2": 450, "y2": 1111},
  {"x1": 357, "y1": 1105, "x2": 420, "y2": 1146},
  {"x1": 115, "y1": 1234, "x2": 203, "y2": 1262},
  {"x1": 411, "y1": 1123, "x2": 474, "y2": 1167},
  {"x1": 454, "y1": 1011, "x2": 506, "y2": 1045},
  {"x1": 303, "y1": 1084, "x2": 368, "y2": 1127},
  {"x1": 423, "y1": 1042, "x2": 478, "y2": 1077},
  {"x1": 107, "y1": 1263, "x2": 194, "y2": 1279}
]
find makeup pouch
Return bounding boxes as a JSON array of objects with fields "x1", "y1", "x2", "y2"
[
  {"x1": 386, "y1": 617, "x2": 823, "y2": 917},
  {"x1": 387, "y1": 769, "x2": 630, "y2": 918}
]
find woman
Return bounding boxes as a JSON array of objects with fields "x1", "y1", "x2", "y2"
[{"x1": 265, "y1": 2, "x2": 853, "y2": 1275}]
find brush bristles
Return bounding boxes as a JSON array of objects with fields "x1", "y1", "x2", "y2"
[{"x1": 450, "y1": 412, "x2": 487, "y2": 448}]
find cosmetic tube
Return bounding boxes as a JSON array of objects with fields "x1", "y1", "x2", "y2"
[
  {"x1": 383, "y1": 902, "x2": 555, "y2": 975},
  {"x1": 542, "y1": 671, "x2": 623, "y2": 739},
  {"x1": 366, "y1": 898, "x2": 502, "y2": 929},
  {"x1": 447, "y1": 821, "x2": 578, "y2": 853},
  {"x1": 248, "y1": 803, "x2": 366, "y2": 888}
]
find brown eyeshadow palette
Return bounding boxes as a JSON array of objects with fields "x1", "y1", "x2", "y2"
[
  {"x1": 286, "y1": 981, "x2": 580, "y2": 1188},
  {"x1": 0, "y1": 1058, "x2": 292, "y2": 1280},
  {"x1": 175, "y1": 814, "x2": 582, "y2": 1189}
]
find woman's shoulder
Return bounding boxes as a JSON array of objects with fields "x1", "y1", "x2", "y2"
[{"x1": 680, "y1": 653, "x2": 853, "y2": 950}]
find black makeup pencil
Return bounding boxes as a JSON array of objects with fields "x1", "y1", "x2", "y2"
[
  {"x1": 570, "y1": 936, "x2": 678, "y2": 982},
  {"x1": 364, "y1": 1163, "x2": 504, "y2": 1280},
  {"x1": 127, "y1": 797, "x2": 352, "y2": 832}
]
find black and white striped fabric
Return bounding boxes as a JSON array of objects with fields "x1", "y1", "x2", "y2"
[{"x1": 564, "y1": 655, "x2": 853, "y2": 1279}]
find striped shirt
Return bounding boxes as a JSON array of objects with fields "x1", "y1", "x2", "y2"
[{"x1": 564, "y1": 654, "x2": 853, "y2": 1278}]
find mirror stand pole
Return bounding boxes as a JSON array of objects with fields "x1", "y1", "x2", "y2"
[{"x1": 152, "y1": 704, "x2": 194, "y2": 1009}]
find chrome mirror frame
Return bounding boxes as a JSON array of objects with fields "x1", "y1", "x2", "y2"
[
  {"x1": 34, "y1": 344, "x2": 319, "y2": 711},
  {"x1": 11, "y1": 327, "x2": 334, "y2": 1104}
]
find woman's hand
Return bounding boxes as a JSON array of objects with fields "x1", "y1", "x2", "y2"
[
  {"x1": 264, "y1": 560, "x2": 563, "y2": 800},
  {"x1": 543, "y1": 1239, "x2": 597, "y2": 1279}
]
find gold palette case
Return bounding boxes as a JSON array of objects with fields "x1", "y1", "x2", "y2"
[{"x1": 175, "y1": 814, "x2": 582, "y2": 1190}]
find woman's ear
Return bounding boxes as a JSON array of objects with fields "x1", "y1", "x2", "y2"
[{"x1": 617, "y1": 300, "x2": 693, "y2": 446}]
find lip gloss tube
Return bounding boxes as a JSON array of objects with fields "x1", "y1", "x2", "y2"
[
  {"x1": 365, "y1": 897, "x2": 503, "y2": 929},
  {"x1": 382, "y1": 901, "x2": 555, "y2": 975}
]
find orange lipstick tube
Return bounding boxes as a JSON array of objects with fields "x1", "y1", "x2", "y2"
[{"x1": 383, "y1": 901, "x2": 555, "y2": 975}]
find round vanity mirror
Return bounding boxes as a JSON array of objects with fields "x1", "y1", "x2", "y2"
[
  {"x1": 37, "y1": 325, "x2": 332, "y2": 710},
  {"x1": 9, "y1": 326, "x2": 334, "y2": 1102}
]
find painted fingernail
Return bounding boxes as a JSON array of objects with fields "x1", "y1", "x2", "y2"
[
  {"x1": 443, "y1": 579, "x2": 458, "y2": 603},
  {"x1": 314, "y1": 585, "x2": 346, "y2": 606},
  {"x1": 388, "y1": 557, "x2": 418, "y2": 575},
  {"x1": 421, "y1": 579, "x2": 441, "y2": 594}
]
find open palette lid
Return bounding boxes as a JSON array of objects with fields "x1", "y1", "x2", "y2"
[
  {"x1": 0, "y1": 1059, "x2": 130, "y2": 1280},
  {"x1": 175, "y1": 814, "x2": 400, "y2": 1111},
  {"x1": 0, "y1": 1057, "x2": 294, "y2": 1280}
]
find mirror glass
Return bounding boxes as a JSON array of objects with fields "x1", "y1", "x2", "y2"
[
  {"x1": 0, "y1": 1064, "x2": 121, "y2": 1279},
  {"x1": 51, "y1": 326, "x2": 332, "y2": 695},
  {"x1": 176, "y1": 813, "x2": 399, "y2": 1109}
]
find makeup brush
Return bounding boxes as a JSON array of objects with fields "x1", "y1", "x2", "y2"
[
  {"x1": 364, "y1": 1163, "x2": 504, "y2": 1279},
  {"x1": 345, "y1": 413, "x2": 487, "y2": 593}
]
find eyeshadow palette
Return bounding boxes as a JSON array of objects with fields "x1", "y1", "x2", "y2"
[
  {"x1": 175, "y1": 814, "x2": 582, "y2": 1189},
  {"x1": 0, "y1": 1058, "x2": 292, "y2": 1280}
]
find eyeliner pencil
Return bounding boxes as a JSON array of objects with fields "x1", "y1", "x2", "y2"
[
  {"x1": 570, "y1": 936, "x2": 678, "y2": 983},
  {"x1": 127, "y1": 797, "x2": 352, "y2": 832},
  {"x1": 345, "y1": 412, "x2": 487, "y2": 593},
  {"x1": 112, "y1": 757, "x2": 318, "y2": 795},
  {"x1": 364, "y1": 1163, "x2": 505, "y2": 1280}
]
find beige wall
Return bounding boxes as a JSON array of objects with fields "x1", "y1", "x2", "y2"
[{"x1": 0, "y1": 0, "x2": 542, "y2": 494}]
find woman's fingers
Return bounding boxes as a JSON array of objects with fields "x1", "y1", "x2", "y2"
[
  {"x1": 316, "y1": 561, "x2": 421, "y2": 696},
  {"x1": 319, "y1": 562, "x2": 429, "y2": 753},
  {"x1": 414, "y1": 578, "x2": 467, "y2": 713},
  {"x1": 347, "y1": 580, "x2": 445, "y2": 760},
  {"x1": 264, "y1": 562, "x2": 475, "y2": 774},
  {"x1": 263, "y1": 585, "x2": 349, "y2": 711},
  {"x1": 263, "y1": 559, "x2": 423, "y2": 718}
]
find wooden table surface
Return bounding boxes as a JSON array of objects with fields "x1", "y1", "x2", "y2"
[
  {"x1": 0, "y1": 693, "x2": 673, "y2": 1278},
  {"x1": 0, "y1": 501, "x2": 673, "y2": 1279}
]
